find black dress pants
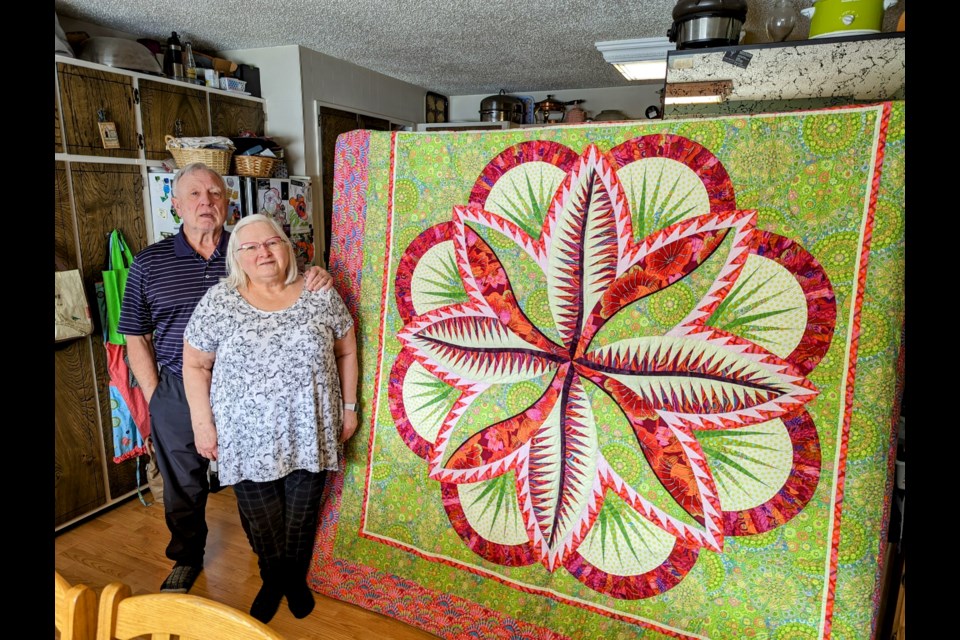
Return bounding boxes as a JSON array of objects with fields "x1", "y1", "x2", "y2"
[{"x1": 149, "y1": 368, "x2": 210, "y2": 566}]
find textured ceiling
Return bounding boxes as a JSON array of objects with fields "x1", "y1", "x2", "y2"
[{"x1": 54, "y1": 0, "x2": 904, "y2": 96}]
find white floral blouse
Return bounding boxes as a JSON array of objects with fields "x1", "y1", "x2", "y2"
[{"x1": 184, "y1": 282, "x2": 354, "y2": 486}]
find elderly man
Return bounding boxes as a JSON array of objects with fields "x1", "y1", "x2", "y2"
[{"x1": 118, "y1": 162, "x2": 332, "y2": 594}]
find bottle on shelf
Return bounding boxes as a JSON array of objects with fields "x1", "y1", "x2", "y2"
[
  {"x1": 184, "y1": 42, "x2": 198, "y2": 84},
  {"x1": 163, "y1": 31, "x2": 184, "y2": 81}
]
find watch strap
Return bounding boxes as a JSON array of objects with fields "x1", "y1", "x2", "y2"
[{"x1": 343, "y1": 402, "x2": 358, "y2": 412}]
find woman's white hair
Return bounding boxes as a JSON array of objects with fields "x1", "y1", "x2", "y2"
[{"x1": 224, "y1": 214, "x2": 298, "y2": 290}]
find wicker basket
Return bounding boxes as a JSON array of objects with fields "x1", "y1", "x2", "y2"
[
  {"x1": 234, "y1": 155, "x2": 279, "y2": 178},
  {"x1": 165, "y1": 135, "x2": 233, "y2": 174}
]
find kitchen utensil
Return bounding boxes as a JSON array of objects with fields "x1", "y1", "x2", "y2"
[
  {"x1": 593, "y1": 109, "x2": 629, "y2": 122},
  {"x1": 534, "y1": 95, "x2": 566, "y2": 124},
  {"x1": 163, "y1": 31, "x2": 184, "y2": 80},
  {"x1": 563, "y1": 100, "x2": 587, "y2": 124},
  {"x1": 184, "y1": 42, "x2": 199, "y2": 84},
  {"x1": 77, "y1": 36, "x2": 164, "y2": 75},
  {"x1": 800, "y1": 0, "x2": 896, "y2": 39},
  {"x1": 425, "y1": 91, "x2": 449, "y2": 123},
  {"x1": 479, "y1": 90, "x2": 525, "y2": 123},
  {"x1": 766, "y1": 0, "x2": 798, "y2": 42},
  {"x1": 219, "y1": 77, "x2": 247, "y2": 92},
  {"x1": 667, "y1": 0, "x2": 748, "y2": 49},
  {"x1": 515, "y1": 95, "x2": 535, "y2": 124}
]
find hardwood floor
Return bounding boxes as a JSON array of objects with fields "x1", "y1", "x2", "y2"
[{"x1": 54, "y1": 488, "x2": 439, "y2": 640}]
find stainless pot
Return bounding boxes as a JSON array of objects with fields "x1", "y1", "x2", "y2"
[
  {"x1": 479, "y1": 90, "x2": 525, "y2": 124},
  {"x1": 667, "y1": 0, "x2": 748, "y2": 49}
]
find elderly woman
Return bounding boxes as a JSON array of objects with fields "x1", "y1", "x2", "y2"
[{"x1": 182, "y1": 214, "x2": 358, "y2": 623}]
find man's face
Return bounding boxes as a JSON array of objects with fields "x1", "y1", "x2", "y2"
[{"x1": 172, "y1": 170, "x2": 228, "y2": 234}]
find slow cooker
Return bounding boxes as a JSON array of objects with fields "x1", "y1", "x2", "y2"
[{"x1": 667, "y1": 0, "x2": 748, "y2": 50}]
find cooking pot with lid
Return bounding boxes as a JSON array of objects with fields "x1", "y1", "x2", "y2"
[
  {"x1": 534, "y1": 95, "x2": 566, "y2": 124},
  {"x1": 480, "y1": 90, "x2": 525, "y2": 124},
  {"x1": 667, "y1": 0, "x2": 748, "y2": 50}
]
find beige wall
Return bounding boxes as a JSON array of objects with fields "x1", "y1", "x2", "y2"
[
  {"x1": 218, "y1": 45, "x2": 427, "y2": 263},
  {"x1": 220, "y1": 45, "x2": 426, "y2": 176}
]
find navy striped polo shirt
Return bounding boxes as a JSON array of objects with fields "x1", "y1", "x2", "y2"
[{"x1": 118, "y1": 227, "x2": 231, "y2": 379}]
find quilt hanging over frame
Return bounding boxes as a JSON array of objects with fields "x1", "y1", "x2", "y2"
[{"x1": 311, "y1": 102, "x2": 906, "y2": 640}]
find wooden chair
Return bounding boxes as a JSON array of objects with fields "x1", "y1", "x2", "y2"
[
  {"x1": 96, "y1": 581, "x2": 287, "y2": 640},
  {"x1": 55, "y1": 571, "x2": 98, "y2": 640}
]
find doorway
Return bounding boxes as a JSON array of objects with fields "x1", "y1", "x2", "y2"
[{"x1": 317, "y1": 105, "x2": 404, "y2": 267}]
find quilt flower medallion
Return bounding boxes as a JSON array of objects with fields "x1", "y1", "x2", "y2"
[
  {"x1": 391, "y1": 135, "x2": 832, "y2": 599},
  {"x1": 312, "y1": 103, "x2": 905, "y2": 640}
]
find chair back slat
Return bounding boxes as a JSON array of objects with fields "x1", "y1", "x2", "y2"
[
  {"x1": 55, "y1": 571, "x2": 98, "y2": 640},
  {"x1": 96, "y1": 581, "x2": 287, "y2": 640}
]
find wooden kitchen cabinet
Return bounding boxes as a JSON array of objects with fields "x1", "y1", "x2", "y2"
[
  {"x1": 55, "y1": 162, "x2": 144, "y2": 528},
  {"x1": 138, "y1": 79, "x2": 209, "y2": 160},
  {"x1": 55, "y1": 86, "x2": 64, "y2": 154},
  {"x1": 210, "y1": 92, "x2": 266, "y2": 138},
  {"x1": 55, "y1": 161, "x2": 106, "y2": 525},
  {"x1": 57, "y1": 62, "x2": 139, "y2": 158}
]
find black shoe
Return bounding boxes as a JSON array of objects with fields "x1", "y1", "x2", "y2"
[
  {"x1": 160, "y1": 564, "x2": 202, "y2": 593},
  {"x1": 286, "y1": 582, "x2": 315, "y2": 619},
  {"x1": 250, "y1": 581, "x2": 284, "y2": 623}
]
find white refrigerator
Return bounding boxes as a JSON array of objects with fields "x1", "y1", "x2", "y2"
[{"x1": 147, "y1": 172, "x2": 316, "y2": 270}]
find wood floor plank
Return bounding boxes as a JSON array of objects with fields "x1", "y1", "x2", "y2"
[{"x1": 55, "y1": 487, "x2": 439, "y2": 639}]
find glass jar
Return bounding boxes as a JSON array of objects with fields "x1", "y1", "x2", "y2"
[{"x1": 766, "y1": 0, "x2": 798, "y2": 42}]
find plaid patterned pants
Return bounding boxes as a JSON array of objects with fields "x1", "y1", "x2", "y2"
[{"x1": 232, "y1": 469, "x2": 327, "y2": 580}]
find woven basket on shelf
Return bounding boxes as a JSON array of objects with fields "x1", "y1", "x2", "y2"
[
  {"x1": 164, "y1": 135, "x2": 233, "y2": 174},
  {"x1": 233, "y1": 155, "x2": 279, "y2": 178}
]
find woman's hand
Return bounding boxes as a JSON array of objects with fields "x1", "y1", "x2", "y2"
[
  {"x1": 304, "y1": 266, "x2": 333, "y2": 292},
  {"x1": 340, "y1": 409, "x2": 359, "y2": 443},
  {"x1": 183, "y1": 341, "x2": 218, "y2": 459}
]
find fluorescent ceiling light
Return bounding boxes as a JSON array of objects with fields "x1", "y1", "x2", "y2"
[
  {"x1": 664, "y1": 80, "x2": 734, "y2": 105},
  {"x1": 664, "y1": 94, "x2": 724, "y2": 105},
  {"x1": 612, "y1": 60, "x2": 668, "y2": 82},
  {"x1": 596, "y1": 37, "x2": 675, "y2": 81}
]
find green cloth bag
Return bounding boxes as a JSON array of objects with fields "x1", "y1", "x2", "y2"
[{"x1": 102, "y1": 229, "x2": 135, "y2": 346}]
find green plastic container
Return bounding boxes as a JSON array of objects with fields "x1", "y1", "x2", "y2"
[{"x1": 800, "y1": 0, "x2": 896, "y2": 39}]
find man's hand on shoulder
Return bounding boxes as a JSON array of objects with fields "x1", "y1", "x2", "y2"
[{"x1": 304, "y1": 266, "x2": 333, "y2": 292}]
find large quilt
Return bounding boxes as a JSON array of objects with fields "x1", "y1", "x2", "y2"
[{"x1": 310, "y1": 102, "x2": 906, "y2": 640}]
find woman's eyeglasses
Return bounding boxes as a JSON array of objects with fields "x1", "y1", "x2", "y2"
[{"x1": 236, "y1": 236, "x2": 286, "y2": 254}]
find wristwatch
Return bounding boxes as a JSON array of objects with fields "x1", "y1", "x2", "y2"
[{"x1": 343, "y1": 403, "x2": 358, "y2": 412}]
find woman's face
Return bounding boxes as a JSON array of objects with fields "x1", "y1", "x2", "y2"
[{"x1": 234, "y1": 222, "x2": 289, "y2": 281}]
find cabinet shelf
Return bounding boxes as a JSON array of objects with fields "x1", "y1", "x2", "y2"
[
  {"x1": 55, "y1": 55, "x2": 265, "y2": 103},
  {"x1": 663, "y1": 32, "x2": 905, "y2": 117}
]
